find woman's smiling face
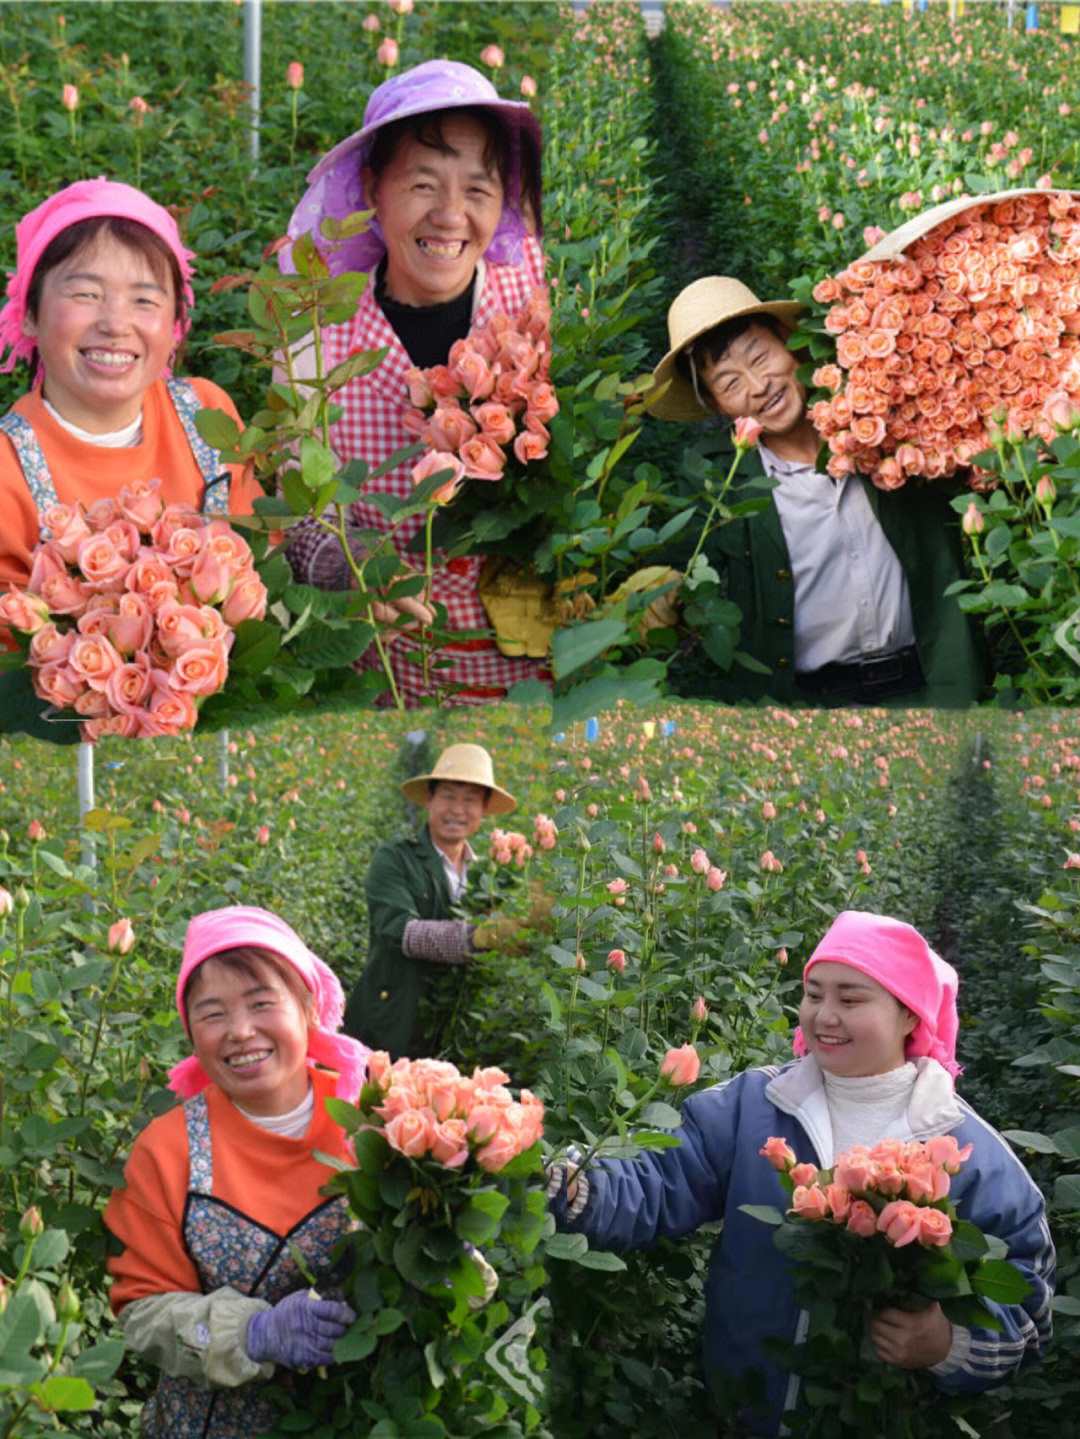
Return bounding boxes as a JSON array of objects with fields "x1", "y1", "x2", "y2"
[
  {"x1": 363, "y1": 113, "x2": 504, "y2": 308},
  {"x1": 23, "y1": 231, "x2": 177, "y2": 433},
  {"x1": 186, "y1": 956, "x2": 313, "y2": 1116},
  {"x1": 798, "y1": 961, "x2": 917, "y2": 1077}
]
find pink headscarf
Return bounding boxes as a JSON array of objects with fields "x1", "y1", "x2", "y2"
[
  {"x1": 792, "y1": 910, "x2": 962, "y2": 1078},
  {"x1": 168, "y1": 905, "x2": 369, "y2": 1103},
  {"x1": 0, "y1": 177, "x2": 196, "y2": 374}
]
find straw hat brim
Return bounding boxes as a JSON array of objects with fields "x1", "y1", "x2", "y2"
[
  {"x1": 400, "y1": 773, "x2": 517, "y2": 815},
  {"x1": 645, "y1": 284, "x2": 803, "y2": 422},
  {"x1": 400, "y1": 743, "x2": 517, "y2": 815},
  {"x1": 860, "y1": 186, "x2": 1080, "y2": 262}
]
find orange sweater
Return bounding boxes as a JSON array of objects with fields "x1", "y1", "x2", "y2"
[
  {"x1": 104, "y1": 1070, "x2": 352, "y2": 1313},
  {"x1": 0, "y1": 378, "x2": 262, "y2": 600}
]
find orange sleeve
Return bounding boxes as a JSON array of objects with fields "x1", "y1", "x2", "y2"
[{"x1": 104, "y1": 1105, "x2": 202, "y2": 1312}]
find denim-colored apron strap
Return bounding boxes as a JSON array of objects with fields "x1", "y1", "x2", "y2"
[
  {"x1": 0, "y1": 411, "x2": 59, "y2": 532},
  {"x1": 165, "y1": 377, "x2": 230, "y2": 514}
]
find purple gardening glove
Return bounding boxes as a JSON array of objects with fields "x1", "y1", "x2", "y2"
[{"x1": 245, "y1": 1290, "x2": 356, "y2": 1370}]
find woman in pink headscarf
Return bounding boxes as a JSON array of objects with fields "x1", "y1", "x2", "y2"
[
  {"x1": 0, "y1": 178, "x2": 263, "y2": 620},
  {"x1": 547, "y1": 911, "x2": 1054, "y2": 1438},
  {"x1": 283, "y1": 59, "x2": 551, "y2": 706},
  {"x1": 104, "y1": 906, "x2": 369, "y2": 1439}
]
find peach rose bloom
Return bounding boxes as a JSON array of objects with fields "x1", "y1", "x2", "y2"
[
  {"x1": 105, "y1": 657, "x2": 153, "y2": 715},
  {"x1": 222, "y1": 574, "x2": 269, "y2": 625},
  {"x1": 33, "y1": 661, "x2": 86, "y2": 709},
  {"x1": 384, "y1": 1108, "x2": 436, "y2": 1157},
  {"x1": 513, "y1": 428, "x2": 549, "y2": 465},
  {"x1": 425, "y1": 401, "x2": 478, "y2": 454},
  {"x1": 41, "y1": 504, "x2": 93, "y2": 564},
  {"x1": 68, "y1": 633, "x2": 125, "y2": 692},
  {"x1": 118, "y1": 476, "x2": 166, "y2": 532},
  {"x1": 461, "y1": 434, "x2": 507, "y2": 481},
  {"x1": 0, "y1": 587, "x2": 51, "y2": 635},
  {"x1": 169, "y1": 640, "x2": 230, "y2": 695},
  {"x1": 790, "y1": 1185, "x2": 830, "y2": 1220},
  {"x1": 426, "y1": 364, "x2": 462, "y2": 401},
  {"x1": 28, "y1": 623, "x2": 75, "y2": 667},
  {"x1": 75, "y1": 534, "x2": 129, "y2": 587}
]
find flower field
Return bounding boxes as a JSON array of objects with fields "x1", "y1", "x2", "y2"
[
  {"x1": 3, "y1": 699, "x2": 1080, "y2": 1433},
  {"x1": 2, "y1": 1, "x2": 1080, "y2": 1434}
]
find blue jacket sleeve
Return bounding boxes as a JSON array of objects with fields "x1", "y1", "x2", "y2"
[
  {"x1": 934, "y1": 1103, "x2": 1055, "y2": 1391},
  {"x1": 552, "y1": 1080, "x2": 744, "y2": 1249}
]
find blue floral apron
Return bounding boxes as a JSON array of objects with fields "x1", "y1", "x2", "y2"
[
  {"x1": 139, "y1": 1093, "x2": 354, "y2": 1439},
  {"x1": 0, "y1": 378, "x2": 229, "y2": 535}
]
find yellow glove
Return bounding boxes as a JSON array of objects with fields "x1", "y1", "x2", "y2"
[
  {"x1": 605, "y1": 566, "x2": 682, "y2": 639},
  {"x1": 471, "y1": 915, "x2": 528, "y2": 953},
  {"x1": 526, "y1": 881, "x2": 557, "y2": 932}
]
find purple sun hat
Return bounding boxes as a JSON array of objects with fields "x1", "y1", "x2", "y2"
[{"x1": 281, "y1": 59, "x2": 542, "y2": 278}]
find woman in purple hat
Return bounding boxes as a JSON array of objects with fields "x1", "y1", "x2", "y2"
[{"x1": 283, "y1": 59, "x2": 550, "y2": 707}]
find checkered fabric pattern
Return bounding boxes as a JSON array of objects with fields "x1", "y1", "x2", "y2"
[{"x1": 289, "y1": 247, "x2": 551, "y2": 707}]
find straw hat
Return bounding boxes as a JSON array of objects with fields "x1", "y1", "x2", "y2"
[
  {"x1": 400, "y1": 743, "x2": 517, "y2": 815},
  {"x1": 860, "y1": 185, "x2": 1080, "y2": 262},
  {"x1": 645, "y1": 277, "x2": 803, "y2": 422}
]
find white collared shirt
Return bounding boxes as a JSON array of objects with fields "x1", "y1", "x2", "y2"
[
  {"x1": 433, "y1": 839, "x2": 475, "y2": 902},
  {"x1": 759, "y1": 444, "x2": 916, "y2": 672}
]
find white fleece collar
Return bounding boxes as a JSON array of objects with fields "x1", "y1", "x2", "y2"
[{"x1": 765, "y1": 1057, "x2": 962, "y2": 1167}]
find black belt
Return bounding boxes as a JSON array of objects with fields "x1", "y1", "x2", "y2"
[{"x1": 795, "y1": 644, "x2": 926, "y2": 702}]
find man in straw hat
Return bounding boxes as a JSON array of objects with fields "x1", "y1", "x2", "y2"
[
  {"x1": 343, "y1": 742, "x2": 534, "y2": 1058},
  {"x1": 648, "y1": 277, "x2": 987, "y2": 706}
]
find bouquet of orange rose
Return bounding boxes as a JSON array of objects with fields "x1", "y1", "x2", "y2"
[
  {"x1": 802, "y1": 189, "x2": 1080, "y2": 490},
  {"x1": 746, "y1": 1134, "x2": 1033, "y2": 1437},
  {"x1": 263, "y1": 1055, "x2": 547, "y2": 1438},
  {"x1": 0, "y1": 478, "x2": 266, "y2": 741},
  {"x1": 402, "y1": 287, "x2": 557, "y2": 507}
]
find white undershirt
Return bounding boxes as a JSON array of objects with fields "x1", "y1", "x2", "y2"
[
  {"x1": 822, "y1": 1062, "x2": 918, "y2": 1160},
  {"x1": 758, "y1": 444, "x2": 915, "y2": 672},
  {"x1": 43, "y1": 397, "x2": 143, "y2": 448},
  {"x1": 235, "y1": 1081, "x2": 314, "y2": 1138},
  {"x1": 434, "y1": 839, "x2": 475, "y2": 902}
]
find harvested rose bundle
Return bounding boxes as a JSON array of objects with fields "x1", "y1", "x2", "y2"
[
  {"x1": 808, "y1": 189, "x2": 1080, "y2": 489},
  {"x1": 761, "y1": 1133, "x2": 973, "y2": 1247},
  {"x1": 362, "y1": 1053, "x2": 544, "y2": 1174},
  {"x1": 402, "y1": 287, "x2": 557, "y2": 502},
  {"x1": 0, "y1": 477, "x2": 266, "y2": 740}
]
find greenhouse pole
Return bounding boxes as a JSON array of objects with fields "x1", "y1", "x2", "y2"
[
  {"x1": 244, "y1": 0, "x2": 262, "y2": 163},
  {"x1": 218, "y1": 730, "x2": 230, "y2": 791},
  {"x1": 77, "y1": 742, "x2": 97, "y2": 908}
]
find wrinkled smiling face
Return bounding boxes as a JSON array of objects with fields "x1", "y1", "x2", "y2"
[
  {"x1": 24, "y1": 232, "x2": 176, "y2": 433},
  {"x1": 426, "y1": 780, "x2": 488, "y2": 850},
  {"x1": 363, "y1": 113, "x2": 504, "y2": 308},
  {"x1": 698, "y1": 322, "x2": 807, "y2": 441},
  {"x1": 186, "y1": 957, "x2": 312, "y2": 1116},
  {"x1": 798, "y1": 961, "x2": 917, "y2": 1077}
]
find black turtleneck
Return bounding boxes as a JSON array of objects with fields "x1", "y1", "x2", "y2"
[{"x1": 375, "y1": 260, "x2": 476, "y2": 370}]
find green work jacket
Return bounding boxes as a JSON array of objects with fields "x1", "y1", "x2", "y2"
[
  {"x1": 343, "y1": 825, "x2": 460, "y2": 1060},
  {"x1": 674, "y1": 458, "x2": 990, "y2": 707}
]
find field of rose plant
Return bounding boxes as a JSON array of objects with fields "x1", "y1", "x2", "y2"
[
  {"x1": 1, "y1": 1, "x2": 1080, "y2": 1436},
  {"x1": 2, "y1": 700, "x2": 1080, "y2": 1435}
]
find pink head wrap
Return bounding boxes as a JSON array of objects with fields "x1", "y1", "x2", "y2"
[
  {"x1": 168, "y1": 905, "x2": 369, "y2": 1103},
  {"x1": 792, "y1": 910, "x2": 961, "y2": 1078},
  {"x1": 282, "y1": 59, "x2": 541, "y2": 277},
  {"x1": 0, "y1": 177, "x2": 196, "y2": 374}
]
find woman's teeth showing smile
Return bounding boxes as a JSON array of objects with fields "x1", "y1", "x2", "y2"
[
  {"x1": 227, "y1": 1049, "x2": 271, "y2": 1070},
  {"x1": 83, "y1": 349, "x2": 137, "y2": 368},
  {"x1": 418, "y1": 238, "x2": 465, "y2": 258}
]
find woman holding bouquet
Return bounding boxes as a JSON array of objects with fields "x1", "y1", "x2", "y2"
[
  {"x1": 0, "y1": 178, "x2": 262, "y2": 628},
  {"x1": 548, "y1": 911, "x2": 1054, "y2": 1437},
  {"x1": 105, "y1": 906, "x2": 369, "y2": 1438},
  {"x1": 283, "y1": 59, "x2": 551, "y2": 706}
]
